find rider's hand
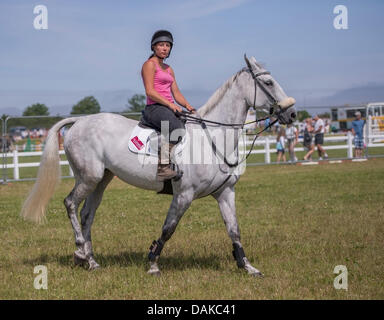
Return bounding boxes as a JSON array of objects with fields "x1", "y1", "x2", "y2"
[
  {"x1": 185, "y1": 104, "x2": 196, "y2": 113},
  {"x1": 169, "y1": 103, "x2": 182, "y2": 114}
]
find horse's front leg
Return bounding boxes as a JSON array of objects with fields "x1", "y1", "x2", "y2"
[
  {"x1": 213, "y1": 186, "x2": 263, "y2": 277},
  {"x1": 147, "y1": 191, "x2": 193, "y2": 276}
]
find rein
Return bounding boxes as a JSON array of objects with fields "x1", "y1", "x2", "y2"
[
  {"x1": 177, "y1": 111, "x2": 269, "y2": 128},
  {"x1": 199, "y1": 117, "x2": 277, "y2": 197},
  {"x1": 201, "y1": 117, "x2": 278, "y2": 168},
  {"x1": 178, "y1": 110, "x2": 278, "y2": 168}
]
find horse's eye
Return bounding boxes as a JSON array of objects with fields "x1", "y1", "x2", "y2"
[{"x1": 265, "y1": 80, "x2": 273, "y2": 86}]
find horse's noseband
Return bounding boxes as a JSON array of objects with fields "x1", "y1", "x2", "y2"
[{"x1": 270, "y1": 104, "x2": 294, "y2": 121}]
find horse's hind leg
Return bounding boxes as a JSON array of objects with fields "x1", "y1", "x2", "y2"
[
  {"x1": 213, "y1": 186, "x2": 263, "y2": 277},
  {"x1": 64, "y1": 177, "x2": 101, "y2": 269},
  {"x1": 79, "y1": 170, "x2": 114, "y2": 270}
]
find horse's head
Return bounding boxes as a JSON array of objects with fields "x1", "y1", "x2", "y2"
[{"x1": 244, "y1": 55, "x2": 296, "y2": 125}]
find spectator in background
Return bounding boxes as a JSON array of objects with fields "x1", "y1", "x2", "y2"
[
  {"x1": 303, "y1": 118, "x2": 315, "y2": 161},
  {"x1": 273, "y1": 121, "x2": 280, "y2": 135},
  {"x1": 264, "y1": 117, "x2": 270, "y2": 130},
  {"x1": 276, "y1": 127, "x2": 286, "y2": 163},
  {"x1": 351, "y1": 111, "x2": 365, "y2": 158},
  {"x1": 286, "y1": 123, "x2": 299, "y2": 162},
  {"x1": 21, "y1": 130, "x2": 28, "y2": 139},
  {"x1": 1, "y1": 135, "x2": 13, "y2": 152},
  {"x1": 313, "y1": 114, "x2": 329, "y2": 160}
]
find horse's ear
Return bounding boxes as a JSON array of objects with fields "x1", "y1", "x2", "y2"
[{"x1": 244, "y1": 54, "x2": 253, "y2": 70}]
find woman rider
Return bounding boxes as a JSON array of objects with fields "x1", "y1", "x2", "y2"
[{"x1": 141, "y1": 30, "x2": 196, "y2": 181}]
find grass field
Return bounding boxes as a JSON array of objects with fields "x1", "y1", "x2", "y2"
[{"x1": 0, "y1": 159, "x2": 383, "y2": 299}]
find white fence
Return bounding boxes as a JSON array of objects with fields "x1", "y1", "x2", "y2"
[
  {"x1": 2, "y1": 132, "x2": 384, "y2": 182},
  {"x1": 3, "y1": 150, "x2": 73, "y2": 181}
]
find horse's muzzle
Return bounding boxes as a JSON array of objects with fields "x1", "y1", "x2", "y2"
[{"x1": 277, "y1": 97, "x2": 296, "y2": 124}]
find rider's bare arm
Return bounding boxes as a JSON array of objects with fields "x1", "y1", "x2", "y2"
[{"x1": 169, "y1": 68, "x2": 196, "y2": 113}]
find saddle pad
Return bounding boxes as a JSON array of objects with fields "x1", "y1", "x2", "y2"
[
  {"x1": 128, "y1": 124, "x2": 187, "y2": 159},
  {"x1": 128, "y1": 125, "x2": 158, "y2": 157}
]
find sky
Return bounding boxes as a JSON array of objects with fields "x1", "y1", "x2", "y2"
[{"x1": 1, "y1": 0, "x2": 384, "y2": 115}]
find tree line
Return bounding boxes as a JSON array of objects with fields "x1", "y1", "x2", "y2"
[
  {"x1": 21, "y1": 94, "x2": 147, "y2": 117},
  {"x1": 2, "y1": 94, "x2": 147, "y2": 130}
]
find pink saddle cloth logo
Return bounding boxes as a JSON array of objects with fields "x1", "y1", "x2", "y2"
[{"x1": 131, "y1": 136, "x2": 144, "y2": 150}]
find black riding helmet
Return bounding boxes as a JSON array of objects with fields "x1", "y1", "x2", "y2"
[{"x1": 151, "y1": 30, "x2": 173, "y2": 58}]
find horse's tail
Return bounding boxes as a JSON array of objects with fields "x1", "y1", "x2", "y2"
[{"x1": 20, "y1": 117, "x2": 80, "y2": 223}]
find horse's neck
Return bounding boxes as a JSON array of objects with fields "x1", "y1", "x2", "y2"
[
  {"x1": 192, "y1": 79, "x2": 249, "y2": 152},
  {"x1": 201, "y1": 83, "x2": 248, "y2": 126}
]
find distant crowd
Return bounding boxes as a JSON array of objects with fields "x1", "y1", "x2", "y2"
[
  {"x1": 1, "y1": 127, "x2": 48, "y2": 153},
  {"x1": 265, "y1": 112, "x2": 365, "y2": 162}
]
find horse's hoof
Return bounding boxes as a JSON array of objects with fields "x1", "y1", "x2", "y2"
[
  {"x1": 245, "y1": 264, "x2": 264, "y2": 278},
  {"x1": 88, "y1": 262, "x2": 100, "y2": 271},
  {"x1": 148, "y1": 268, "x2": 161, "y2": 276},
  {"x1": 148, "y1": 269, "x2": 161, "y2": 276},
  {"x1": 251, "y1": 271, "x2": 264, "y2": 278}
]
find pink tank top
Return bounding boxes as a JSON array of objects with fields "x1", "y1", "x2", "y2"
[{"x1": 146, "y1": 61, "x2": 175, "y2": 105}]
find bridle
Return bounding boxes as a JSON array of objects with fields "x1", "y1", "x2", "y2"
[
  {"x1": 248, "y1": 69, "x2": 276, "y2": 109},
  {"x1": 244, "y1": 54, "x2": 293, "y2": 122}
]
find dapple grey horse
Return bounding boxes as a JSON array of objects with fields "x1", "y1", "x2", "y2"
[{"x1": 21, "y1": 56, "x2": 296, "y2": 276}]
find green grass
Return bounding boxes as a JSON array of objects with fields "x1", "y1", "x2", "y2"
[{"x1": 0, "y1": 159, "x2": 383, "y2": 299}]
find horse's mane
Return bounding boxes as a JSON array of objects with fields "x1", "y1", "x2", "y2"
[{"x1": 197, "y1": 69, "x2": 246, "y2": 117}]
